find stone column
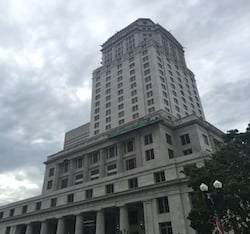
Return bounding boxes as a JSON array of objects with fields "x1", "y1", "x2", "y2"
[
  {"x1": 40, "y1": 221, "x2": 48, "y2": 234},
  {"x1": 143, "y1": 200, "x2": 156, "y2": 234},
  {"x1": 25, "y1": 223, "x2": 32, "y2": 234},
  {"x1": 56, "y1": 218, "x2": 65, "y2": 234},
  {"x1": 75, "y1": 214, "x2": 84, "y2": 234},
  {"x1": 119, "y1": 206, "x2": 129, "y2": 233},
  {"x1": 96, "y1": 210, "x2": 105, "y2": 234}
]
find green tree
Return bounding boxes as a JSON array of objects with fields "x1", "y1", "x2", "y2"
[{"x1": 183, "y1": 124, "x2": 250, "y2": 233}]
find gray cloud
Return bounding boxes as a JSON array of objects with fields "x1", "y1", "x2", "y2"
[{"x1": 0, "y1": 0, "x2": 249, "y2": 204}]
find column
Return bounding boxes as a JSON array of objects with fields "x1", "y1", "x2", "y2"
[
  {"x1": 25, "y1": 223, "x2": 32, "y2": 234},
  {"x1": 75, "y1": 214, "x2": 84, "y2": 234},
  {"x1": 56, "y1": 218, "x2": 65, "y2": 234},
  {"x1": 143, "y1": 200, "x2": 156, "y2": 234},
  {"x1": 119, "y1": 206, "x2": 129, "y2": 233},
  {"x1": 96, "y1": 210, "x2": 105, "y2": 234},
  {"x1": 40, "y1": 221, "x2": 48, "y2": 234}
]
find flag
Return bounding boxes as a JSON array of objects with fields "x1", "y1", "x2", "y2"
[{"x1": 215, "y1": 215, "x2": 224, "y2": 234}]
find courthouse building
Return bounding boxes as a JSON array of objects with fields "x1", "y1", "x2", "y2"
[{"x1": 0, "y1": 18, "x2": 223, "y2": 234}]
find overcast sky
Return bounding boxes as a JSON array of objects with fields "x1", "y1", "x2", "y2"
[{"x1": 0, "y1": 0, "x2": 249, "y2": 205}]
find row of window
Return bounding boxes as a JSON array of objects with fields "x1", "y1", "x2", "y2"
[{"x1": 2, "y1": 170, "x2": 169, "y2": 219}]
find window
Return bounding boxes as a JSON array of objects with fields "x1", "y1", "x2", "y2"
[
  {"x1": 36, "y1": 202, "x2": 41, "y2": 211},
  {"x1": 132, "y1": 113, "x2": 139, "y2": 119},
  {"x1": 154, "y1": 171, "x2": 165, "y2": 183},
  {"x1": 118, "y1": 96, "x2": 123, "y2": 102},
  {"x1": 118, "y1": 82, "x2": 123, "y2": 88},
  {"x1": 132, "y1": 105, "x2": 138, "y2": 112},
  {"x1": 94, "y1": 122, "x2": 99, "y2": 128},
  {"x1": 106, "y1": 117, "x2": 111, "y2": 123},
  {"x1": 183, "y1": 148, "x2": 193, "y2": 155},
  {"x1": 106, "y1": 95, "x2": 111, "y2": 101},
  {"x1": 51, "y1": 198, "x2": 57, "y2": 208},
  {"x1": 59, "y1": 160, "x2": 69, "y2": 174},
  {"x1": 168, "y1": 149, "x2": 174, "y2": 159},
  {"x1": 47, "y1": 180, "x2": 53, "y2": 190},
  {"x1": 49, "y1": 168, "x2": 54, "y2": 177},
  {"x1": 89, "y1": 152, "x2": 100, "y2": 164},
  {"x1": 106, "y1": 184, "x2": 114, "y2": 194},
  {"x1": 128, "y1": 178, "x2": 138, "y2": 189},
  {"x1": 90, "y1": 169, "x2": 99, "y2": 180},
  {"x1": 119, "y1": 119, "x2": 125, "y2": 125},
  {"x1": 61, "y1": 178, "x2": 68, "y2": 189},
  {"x1": 67, "y1": 194, "x2": 74, "y2": 203},
  {"x1": 146, "y1": 91, "x2": 153, "y2": 97},
  {"x1": 124, "y1": 139, "x2": 134, "y2": 153},
  {"x1": 146, "y1": 83, "x2": 152, "y2": 90},
  {"x1": 131, "y1": 82, "x2": 136, "y2": 89},
  {"x1": 118, "y1": 89, "x2": 123, "y2": 95},
  {"x1": 94, "y1": 115, "x2": 99, "y2": 121},
  {"x1": 5, "y1": 227, "x2": 11, "y2": 234},
  {"x1": 105, "y1": 145, "x2": 117, "y2": 159},
  {"x1": 126, "y1": 158, "x2": 136, "y2": 170},
  {"x1": 159, "y1": 222, "x2": 173, "y2": 234},
  {"x1": 203, "y1": 134, "x2": 209, "y2": 145},
  {"x1": 131, "y1": 97, "x2": 137, "y2": 104},
  {"x1": 145, "y1": 149, "x2": 155, "y2": 161},
  {"x1": 0, "y1": 212, "x2": 3, "y2": 219},
  {"x1": 144, "y1": 69, "x2": 150, "y2": 75},
  {"x1": 86, "y1": 189, "x2": 93, "y2": 199},
  {"x1": 106, "y1": 109, "x2": 111, "y2": 116},
  {"x1": 107, "y1": 164, "x2": 117, "y2": 176},
  {"x1": 131, "y1": 90, "x2": 137, "y2": 96},
  {"x1": 130, "y1": 76, "x2": 136, "y2": 82},
  {"x1": 106, "y1": 88, "x2": 111, "y2": 94},
  {"x1": 145, "y1": 76, "x2": 151, "y2": 83},
  {"x1": 147, "y1": 98, "x2": 154, "y2": 105},
  {"x1": 75, "y1": 173, "x2": 83, "y2": 185},
  {"x1": 144, "y1": 134, "x2": 153, "y2": 145},
  {"x1": 118, "y1": 103, "x2": 124, "y2": 110},
  {"x1": 106, "y1": 124, "x2": 111, "y2": 130},
  {"x1": 9, "y1": 209, "x2": 14, "y2": 217},
  {"x1": 148, "y1": 107, "x2": 155, "y2": 113},
  {"x1": 157, "y1": 197, "x2": 169, "y2": 213},
  {"x1": 180, "y1": 134, "x2": 190, "y2": 145},
  {"x1": 22, "y1": 205, "x2": 27, "y2": 214},
  {"x1": 106, "y1": 102, "x2": 111, "y2": 108},
  {"x1": 74, "y1": 157, "x2": 83, "y2": 169},
  {"x1": 165, "y1": 134, "x2": 172, "y2": 144}
]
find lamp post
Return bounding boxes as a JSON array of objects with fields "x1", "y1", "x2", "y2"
[{"x1": 200, "y1": 180, "x2": 224, "y2": 234}]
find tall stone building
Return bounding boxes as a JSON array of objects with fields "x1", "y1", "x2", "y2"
[{"x1": 0, "y1": 19, "x2": 223, "y2": 234}]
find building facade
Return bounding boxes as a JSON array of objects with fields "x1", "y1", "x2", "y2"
[{"x1": 0, "y1": 19, "x2": 223, "y2": 234}]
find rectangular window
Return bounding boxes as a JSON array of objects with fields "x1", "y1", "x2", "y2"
[
  {"x1": 75, "y1": 173, "x2": 84, "y2": 185},
  {"x1": 159, "y1": 222, "x2": 173, "y2": 234},
  {"x1": 157, "y1": 197, "x2": 169, "y2": 213},
  {"x1": 67, "y1": 194, "x2": 74, "y2": 203},
  {"x1": 86, "y1": 189, "x2": 93, "y2": 199},
  {"x1": 154, "y1": 171, "x2": 165, "y2": 183},
  {"x1": 107, "y1": 164, "x2": 117, "y2": 176},
  {"x1": 0, "y1": 212, "x2": 3, "y2": 219},
  {"x1": 146, "y1": 83, "x2": 152, "y2": 90},
  {"x1": 118, "y1": 103, "x2": 124, "y2": 110},
  {"x1": 131, "y1": 90, "x2": 137, "y2": 96},
  {"x1": 49, "y1": 168, "x2": 54, "y2": 177},
  {"x1": 147, "y1": 98, "x2": 154, "y2": 105},
  {"x1": 203, "y1": 134, "x2": 209, "y2": 145},
  {"x1": 90, "y1": 169, "x2": 99, "y2": 180},
  {"x1": 124, "y1": 139, "x2": 134, "y2": 153},
  {"x1": 183, "y1": 148, "x2": 193, "y2": 155},
  {"x1": 133, "y1": 113, "x2": 139, "y2": 119},
  {"x1": 106, "y1": 184, "x2": 114, "y2": 194},
  {"x1": 144, "y1": 134, "x2": 153, "y2": 145},
  {"x1": 22, "y1": 205, "x2": 27, "y2": 214},
  {"x1": 168, "y1": 149, "x2": 174, "y2": 159},
  {"x1": 128, "y1": 178, "x2": 138, "y2": 189},
  {"x1": 36, "y1": 202, "x2": 41, "y2": 211},
  {"x1": 51, "y1": 198, "x2": 57, "y2": 207},
  {"x1": 126, "y1": 158, "x2": 136, "y2": 170},
  {"x1": 180, "y1": 134, "x2": 190, "y2": 145},
  {"x1": 128, "y1": 210, "x2": 138, "y2": 225},
  {"x1": 145, "y1": 149, "x2": 155, "y2": 161},
  {"x1": 9, "y1": 209, "x2": 14, "y2": 217},
  {"x1": 61, "y1": 178, "x2": 68, "y2": 189},
  {"x1": 165, "y1": 134, "x2": 172, "y2": 144},
  {"x1": 5, "y1": 227, "x2": 11, "y2": 234},
  {"x1": 132, "y1": 105, "x2": 138, "y2": 112},
  {"x1": 146, "y1": 91, "x2": 153, "y2": 97},
  {"x1": 119, "y1": 119, "x2": 124, "y2": 125},
  {"x1": 89, "y1": 152, "x2": 100, "y2": 164},
  {"x1": 74, "y1": 157, "x2": 83, "y2": 169},
  {"x1": 47, "y1": 180, "x2": 53, "y2": 190}
]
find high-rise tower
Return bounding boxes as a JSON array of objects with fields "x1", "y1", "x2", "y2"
[
  {"x1": 90, "y1": 18, "x2": 204, "y2": 136},
  {"x1": 0, "y1": 19, "x2": 223, "y2": 234}
]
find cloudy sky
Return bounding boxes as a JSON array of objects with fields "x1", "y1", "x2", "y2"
[{"x1": 0, "y1": 0, "x2": 249, "y2": 205}]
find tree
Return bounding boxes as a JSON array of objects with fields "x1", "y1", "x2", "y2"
[{"x1": 183, "y1": 124, "x2": 250, "y2": 234}]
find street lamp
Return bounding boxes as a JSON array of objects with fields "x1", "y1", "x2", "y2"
[{"x1": 199, "y1": 180, "x2": 224, "y2": 234}]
